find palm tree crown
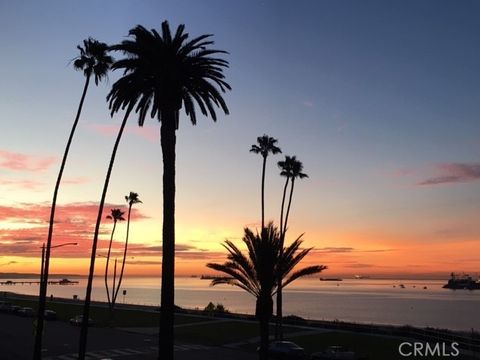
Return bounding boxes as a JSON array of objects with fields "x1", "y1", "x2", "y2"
[
  {"x1": 250, "y1": 135, "x2": 282, "y2": 158},
  {"x1": 107, "y1": 21, "x2": 231, "y2": 125},
  {"x1": 125, "y1": 191, "x2": 142, "y2": 207},
  {"x1": 73, "y1": 38, "x2": 113, "y2": 85},
  {"x1": 278, "y1": 155, "x2": 295, "y2": 179},
  {"x1": 106, "y1": 208, "x2": 126, "y2": 222},
  {"x1": 290, "y1": 157, "x2": 308, "y2": 181},
  {"x1": 207, "y1": 224, "x2": 282, "y2": 299}
]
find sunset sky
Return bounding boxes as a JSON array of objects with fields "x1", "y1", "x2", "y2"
[{"x1": 0, "y1": 1, "x2": 479, "y2": 278}]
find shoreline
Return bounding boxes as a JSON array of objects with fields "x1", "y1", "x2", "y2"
[
  {"x1": 0, "y1": 273, "x2": 462, "y2": 281},
  {"x1": 2, "y1": 290, "x2": 479, "y2": 337}
]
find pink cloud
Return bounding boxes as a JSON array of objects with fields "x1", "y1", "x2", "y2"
[
  {"x1": 417, "y1": 163, "x2": 480, "y2": 186},
  {"x1": 62, "y1": 177, "x2": 90, "y2": 185},
  {"x1": 302, "y1": 100, "x2": 314, "y2": 108},
  {"x1": 0, "y1": 177, "x2": 44, "y2": 190},
  {"x1": 0, "y1": 202, "x2": 149, "y2": 257},
  {"x1": 0, "y1": 150, "x2": 56, "y2": 172},
  {"x1": 86, "y1": 124, "x2": 159, "y2": 143}
]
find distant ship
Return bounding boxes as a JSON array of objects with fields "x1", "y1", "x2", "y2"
[
  {"x1": 58, "y1": 278, "x2": 77, "y2": 285},
  {"x1": 200, "y1": 275, "x2": 233, "y2": 280},
  {"x1": 443, "y1": 273, "x2": 480, "y2": 290},
  {"x1": 354, "y1": 275, "x2": 370, "y2": 279},
  {"x1": 320, "y1": 277, "x2": 343, "y2": 281}
]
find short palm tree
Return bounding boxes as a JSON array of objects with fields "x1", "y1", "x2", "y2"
[
  {"x1": 33, "y1": 38, "x2": 113, "y2": 360},
  {"x1": 250, "y1": 135, "x2": 281, "y2": 229},
  {"x1": 276, "y1": 156, "x2": 308, "y2": 339},
  {"x1": 100, "y1": 21, "x2": 231, "y2": 360},
  {"x1": 113, "y1": 192, "x2": 142, "y2": 305},
  {"x1": 104, "y1": 208, "x2": 125, "y2": 313},
  {"x1": 207, "y1": 224, "x2": 282, "y2": 360},
  {"x1": 207, "y1": 224, "x2": 325, "y2": 359}
]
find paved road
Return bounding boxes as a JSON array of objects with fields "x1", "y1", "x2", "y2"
[{"x1": 0, "y1": 313, "x2": 256, "y2": 360}]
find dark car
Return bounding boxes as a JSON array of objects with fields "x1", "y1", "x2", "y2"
[
  {"x1": 44, "y1": 310, "x2": 57, "y2": 320},
  {"x1": 9, "y1": 305, "x2": 21, "y2": 314},
  {"x1": 69, "y1": 315, "x2": 94, "y2": 326},
  {"x1": 311, "y1": 346, "x2": 358, "y2": 360},
  {"x1": 18, "y1": 307, "x2": 35, "y2": 317},
  {"x1": 259, "y1": 341, "x2": 306, "y2": 359},
  {"x1": 0, "y1": 301, "x2": 13, "y2": 312}
]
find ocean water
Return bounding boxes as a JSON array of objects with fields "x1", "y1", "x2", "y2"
[{"x1": 2, "y1": 277, "x2": 479, "y2": 331}]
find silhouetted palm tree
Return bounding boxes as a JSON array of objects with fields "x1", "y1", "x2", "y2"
[
  {"x1": 207, "y1": 224, "x2": 325, "y2": 360},
  {"x1": 104, "y1": 21, "x2": 231, "y2": 359},
  {"x1": 250, "y1": 135, "x2": 281, "y2": 229},
  {"x1": 113, "y1": 192, "x2": 142, "y2": 304},
  {"x1": 104, "y1": 208, "x2": 125, "y2": 313},
  {"x1": 275, "y1": 156, "x2": 308, "y2": 339},
  {"x1": 207, "y1": 224, "x2": 281, "y2": 360},
  {"x1": 275, "y1": 155, "x2": 294, "y2": 339},
  {"x1": 33, "y1": 38, "x2": 113, "y2": 360},
  {"x1": 278, "y1": 156, "x2": 295, "y2": 238},
  {"x1": 283, "y1": 158, "x2": 308, "y2": 236},
  {"x1": 78, "y1": 101, "x2": 137, "y2": 359}
]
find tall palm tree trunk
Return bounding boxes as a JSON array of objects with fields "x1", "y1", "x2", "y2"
[
  {"x1": 275, "y1": 177, "x2": 290, "y2": 340},
  {"x1": 113, "y1": 204, "x2": 132, "y2": 304},
  {"x1": 104, "y1": 220, "x2": 117, "y2": 312},
  {"x1": 33, "y1": 74, "x2": 90, "y2": 360},
  {"x1": 159, "y1": 110, "x2": 177, "y2": 360},
  {"x1": 261, "y1": 156, "x2": 266, "y2": 229},
  {"x1": 277, "y1": 177, "x2": 295, "y2": 340},
  {"x1": 78, "y1": 107, "x2": 132, "y2": 360},
  {"x1": 283, "y1": 179, "x2": 296, "y2": 236},
  {"x1": 279, "y1": 177, "x2": 289, "y2": 239}
]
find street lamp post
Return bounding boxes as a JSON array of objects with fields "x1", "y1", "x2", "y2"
[{"x1": 33, "y1": 242, "x2": 77, "y2": 360}]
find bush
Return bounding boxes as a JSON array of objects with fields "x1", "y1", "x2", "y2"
[{"x1": 203, "y1": 302, "x2": 228, "y2": 315}]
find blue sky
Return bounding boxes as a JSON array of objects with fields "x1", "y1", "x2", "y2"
[{"x1": 0, "y1": 0, "x2": 479, "y2": 276}]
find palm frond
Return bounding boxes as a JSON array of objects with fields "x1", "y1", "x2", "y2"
[
  {"x1": 282, "y1": 265, "x2": 327, "y2": 289},
  {"x1": 250, "y1": 134, "x2": 282, "y2": 158},
  {"x1": 107, "y1": 21, "x2": 230, "y2": 125},
  {"x1": 72, "y1": 38, "x2": 113, "y2": 84}
]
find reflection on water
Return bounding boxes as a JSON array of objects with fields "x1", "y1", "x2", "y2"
[{"x1": 2, "y1": 277, "x2": 479, "y2": 331}]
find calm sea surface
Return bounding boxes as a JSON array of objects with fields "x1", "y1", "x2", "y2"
[{"x1": 2, "y1": 277, "x2": 479, "y2": 331}]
